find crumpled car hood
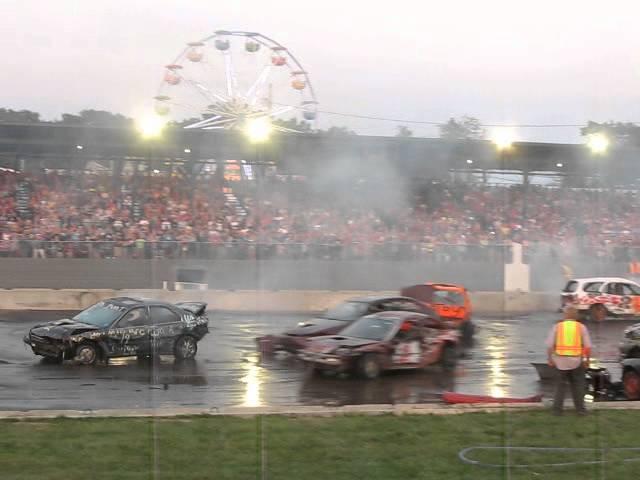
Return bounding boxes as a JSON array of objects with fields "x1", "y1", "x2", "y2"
[
  {"x1": 29, "y1": 319, "x2": 99, "y2": 340},
  {"x1": 625, "y1": 323, "x2": 640, "y2": 339},
  {"x1": 284, "y1": 317, "x2": 347, "y2": 337}
]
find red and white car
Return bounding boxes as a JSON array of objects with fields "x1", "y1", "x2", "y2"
[{"x1": 562, "y1": 277, "x2": 640, "y2": 321}]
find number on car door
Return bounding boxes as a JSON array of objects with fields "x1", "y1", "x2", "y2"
[{"x1": 107, "y1": 307, "x2": 151, "y2": 356}]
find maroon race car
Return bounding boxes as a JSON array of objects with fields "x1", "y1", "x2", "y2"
[
  {"x1": 298, "y1": 311, "x2": 460, "y2": 379},
  {"x1": 257, "y1": 296, "x2": 438, "y2": 354}
]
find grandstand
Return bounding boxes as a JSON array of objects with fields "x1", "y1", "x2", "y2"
[{"x1": 1, "y1": 122, "x2": 639, "y2": 291}]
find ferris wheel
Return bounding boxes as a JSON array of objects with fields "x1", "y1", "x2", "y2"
[{"x1": 153, "y1": 30, "x2": 318, "y2": 133}]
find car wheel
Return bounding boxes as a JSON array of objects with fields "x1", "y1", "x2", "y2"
[
  {"x1": 623, "y1": 370, "x2": 640, "y2": 400},
  {"x1": 174, "y1": 336, "x2": 198, "y2": 360},
  {"x1": 75, "y1": 343, "x2": 98, "y2": 365},
  {"x1": 441, "y1": 344, "x2": 457, "y2": 372},
  {"x1": 589, "y1": 304, "x2": 607, "y2": 322},
  {"x1": 357, "y1": 354, "x2": 381, "y2": 379}
]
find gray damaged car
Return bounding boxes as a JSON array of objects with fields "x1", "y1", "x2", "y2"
[{"x1": 23, "y1": 297, "x2": 209, "y2": 364}]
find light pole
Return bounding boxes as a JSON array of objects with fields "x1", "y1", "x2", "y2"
[
  {"x1": 244, "y1": 117, "x2": 273, "y2": 262},
  {"x1": 586, "y1": 132, "x2": 610, "y2": 188},
  {"x1": 491, "y1": 129, "x2": 516, "y2": 290}
]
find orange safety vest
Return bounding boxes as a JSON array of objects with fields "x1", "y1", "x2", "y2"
[
  {"x1": 630, "y1": 261, "x2": 640, "y2": 275},
  {"x1": 555, "y1": 320, "x2": 583, "y2": 356}
]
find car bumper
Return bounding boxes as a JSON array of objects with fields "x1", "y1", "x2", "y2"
[
  {"x1": 23, "y1": 334, "x2": 67, "y2": 358},
  {"x1": 298, "y1": 352, "x2": 356, "y2": 372}
]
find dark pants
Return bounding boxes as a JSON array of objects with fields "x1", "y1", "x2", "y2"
[{"x1": 553, "y1": 364, "x2": 586, "y2": 413}]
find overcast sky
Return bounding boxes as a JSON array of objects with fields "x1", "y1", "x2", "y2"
[{"x1": 6, "y1": 0, "x2": 640, "y2": 142}]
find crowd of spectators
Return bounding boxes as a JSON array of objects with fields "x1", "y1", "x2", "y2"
[{"x1": 1, "y1": 170, "x2": 639, "y2": 262}]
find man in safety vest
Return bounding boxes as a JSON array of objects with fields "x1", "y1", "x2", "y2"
[{"x1": 546, "y1": 306, "x2": 592, "y2": 415}]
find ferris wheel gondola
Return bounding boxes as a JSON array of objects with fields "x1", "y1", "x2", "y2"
[{"x1": 154, "y1": 30, "x2": 318, "y2": 132}]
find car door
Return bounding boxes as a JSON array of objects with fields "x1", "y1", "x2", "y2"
[
  {"x1": 604, "y1": 282, "x2": 625, "y2": 314},
  {"x1": 105, "y1": 307, "x2": 151, "y2": 356},
  {"x1": 620, "y1": 283, "x2": 640, "y2": 315},
  {"x1": 148, "y1": 305, "x2": 183, "y2": 355},
  {"x1": 391, "y1": 319, "x2": 423, "y2": 366}
]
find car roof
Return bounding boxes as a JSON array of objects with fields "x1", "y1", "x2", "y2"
[
  {"x1": 104, "y1": 297, "x2": 176, "y2": 308},
  {"x1": 570, "y1": 277, "x2": 637, "y2": 284},
  {"x1": 362, "y1": 311, "x2": 426, "y2": 320},
  {"x1": 424, "y1": 282, "x2": 465, "y2": 289},
  {"x1": 347, "y1": 295, "x2": 420, "y2": 303}
]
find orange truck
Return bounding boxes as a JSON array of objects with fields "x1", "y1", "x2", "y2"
[{"x1": 400, "y1": 283, "x2": 474, "y2": 340}]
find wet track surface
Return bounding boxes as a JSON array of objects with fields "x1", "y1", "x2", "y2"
[{"x1": 0, "y1": 311, "x2": 632, "y2": 411}]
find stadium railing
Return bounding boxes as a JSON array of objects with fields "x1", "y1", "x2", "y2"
[{"x1": 0, "y1": 240, "x2": 512, "y2": 262}]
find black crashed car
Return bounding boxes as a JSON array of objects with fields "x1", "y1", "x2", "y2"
[
  {"x1": 257, "y1": 296, "x2": 439, "y2": 353},
  {"x1": 619, "y1": 322, "x2": 640, "y2": 359},
  {"x1": 23, "y1": 297, "x2": 209, "y2": 365}
]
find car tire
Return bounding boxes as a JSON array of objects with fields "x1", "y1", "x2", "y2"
[
  {"x1": 75, "y1": 343, "x2": 99, "y2": 366},
  {"x1": 623, "y1": 370, "x2": 640, "y2": 400},
  {"x1": 357, "y1": 354, "x2": 381, "y2": 379},
  {"x1": 174, "y1": 336, "x2": 198, "y2": 360},
  {"x1": 441, "y1": 344, "x2": 457, "y2": 372},
  {"x1": 589, "y1": 304, "x2": 607, "y2": 322}
]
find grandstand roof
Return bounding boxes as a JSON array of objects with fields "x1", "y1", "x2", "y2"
[{"x1": 1, "y1": 122, "x2": 639, "y2": 183}]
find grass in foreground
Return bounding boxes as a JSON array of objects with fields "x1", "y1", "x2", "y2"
[{"x1": 2, "y1": 410, "x2": 640, "y2": 479}]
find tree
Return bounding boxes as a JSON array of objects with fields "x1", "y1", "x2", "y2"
[
  {"x1": 0, "y1": 108, "x2": 41, "y2": 123},
  {"x1": 581, "y1": 121, "x2": 640, "y2": 147},
  {"x1": 318, "y1": 125, "x2": 356, "y2": 136},
  {"x1": 438, "y1": 116, "x2": 485, "y2": 140},
  {"x1": 57, "y1": 109, "x2": 132, "y2": 127},
  {"x1": 395, "y1": 125, "x2": 413, "y2": 137}
]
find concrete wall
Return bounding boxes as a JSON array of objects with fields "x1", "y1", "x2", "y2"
[
  {"x1": 0, "y1": 259, "x2": 503, "y2": 291},
  {"x1": 0, "y1": 289, "x2": 559, "y2": 314},
  {"x1": 529, "y1": 259, "x2": 633, "y2": 292},
  {"x1": 0, "y1": 259, "x2": 170, "y2": 289}
]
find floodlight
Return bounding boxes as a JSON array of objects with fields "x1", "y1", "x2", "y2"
[
  {"x1": 491, "y1": 128, "x2": 516, "y2": 151},
  {"x1": 586, "y1": 133, "x2": 609, "y2": 155},
  {"x1": 136, "y1": 115, "x2": 166, "y2": 139},
  {"x1": 244, "y1": 117, "x2": 272, "y2": 143}
]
